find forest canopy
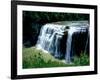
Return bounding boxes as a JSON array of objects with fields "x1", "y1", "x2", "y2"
[{"x1": 23, "y1": 11, "x2": 89, "y2": 24}]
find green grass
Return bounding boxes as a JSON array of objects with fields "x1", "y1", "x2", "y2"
[{"x1": 23, "y1": 47, "x2": 89, "y2": 69}]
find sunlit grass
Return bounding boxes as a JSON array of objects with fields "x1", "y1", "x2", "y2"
[{"x1": 23, "y1": 47, "x2": 89, "y2": 69}]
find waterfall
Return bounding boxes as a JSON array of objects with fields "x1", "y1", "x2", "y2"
[
  {"x1": 65, "y1": 26, "x2": 88, "y2": 63},
  {"x1": 36, "y1": 21, "x2": 89, "y2": 63},
  {"x1": 36, "y1": 23, "x2": 66, "y2": 57}
]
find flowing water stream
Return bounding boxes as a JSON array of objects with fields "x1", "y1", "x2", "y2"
[{"x1": 36, "y1": 21, "x2": 89, "y2": 63}]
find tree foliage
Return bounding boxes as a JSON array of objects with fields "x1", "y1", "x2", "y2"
[{"x1": 23, "y1": 11, "x2": 89, "y2": 24}]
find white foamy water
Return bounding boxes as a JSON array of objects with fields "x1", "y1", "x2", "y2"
[{"x1": 36, "y1": 21, "x2": 89, "y2": 63}]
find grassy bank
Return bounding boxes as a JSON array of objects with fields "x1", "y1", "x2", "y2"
[{"x1": 23, "y1": 47, "x2": 89, "y2": 69}]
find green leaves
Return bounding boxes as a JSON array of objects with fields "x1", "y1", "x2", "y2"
[
  {"x1": 23, "y1": 11, "x2": 89, "y2": 24},
  {"x1": 73, "y1": 53, "x2": 89, "y2": 66}
]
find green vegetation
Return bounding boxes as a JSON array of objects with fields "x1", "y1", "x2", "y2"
[
  {"x1": 23, "y1": 47, "x2": 73, "y2": 68},
  {"x1": 23, "y1": 11, "x2": 89, "y2": 24},
  {"x1": 23, "y1": 47, "x2": 89, "y2": 69},
  {"x1": 73, "y1": 52, "x2": 90, "y2": 66}
]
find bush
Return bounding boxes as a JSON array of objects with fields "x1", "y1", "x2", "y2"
[{"x1": 73, "y1": 52, "x2": 89, "y2": 66}]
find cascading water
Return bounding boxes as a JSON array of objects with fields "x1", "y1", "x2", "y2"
[
  {"x1": 36, "y1": 24, "x2": 66, "y2": 56},
  {"x1": 65, "y1": 26, "x2": 88, "y2": 63},
  {"x1": 36, "y1": 21, "x2": 89, "y2": 63}
]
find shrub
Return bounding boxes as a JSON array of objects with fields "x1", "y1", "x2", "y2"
[{"x1": 73, "y1": 52, "x2": 89, "y2": 66}]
